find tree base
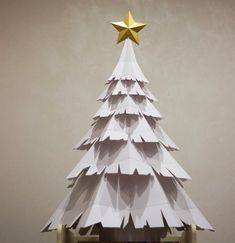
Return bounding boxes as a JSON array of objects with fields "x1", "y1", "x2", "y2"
[{"x1": 56, "y1": 224, "x2": 197, "y2": 243}]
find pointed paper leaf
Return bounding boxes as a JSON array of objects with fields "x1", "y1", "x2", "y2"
[
  {"x1": 128, "y1": 116, "x2": 159, "y2": 143},
  {"x1": 99, "y1": 115, "x2": 128, "y2": 141},
  {"x1": 94, "y1": 96, "x2": 141, "y2": 118},
  {"x1": 136, "y1": 143, "x2": 190, "y2": 180},
  {"x1": 141, "y1": 85, "x2": 157, "y2": 101},
  {"x1": 111, "y1": 80, "x2": 128, "y2": 95},
  {"x1": 128, "y1": 81, "x2": 146, "y2": 96},
  {"x1": 138, "y1": 97, "x2": 162, "y2": 118}
]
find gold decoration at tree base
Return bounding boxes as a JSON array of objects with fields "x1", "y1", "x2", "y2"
[{"x1": 56, "y1": 224, "x2": 197, "y2": 243}]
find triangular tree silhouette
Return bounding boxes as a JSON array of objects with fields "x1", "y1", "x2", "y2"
[{"x1": 41, "y1": 12, "x2": 213, "y2": 242}]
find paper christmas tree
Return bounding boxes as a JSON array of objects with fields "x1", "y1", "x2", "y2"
[{"x1": 41, "y1": 12, "x2": 213, "y2": 242}]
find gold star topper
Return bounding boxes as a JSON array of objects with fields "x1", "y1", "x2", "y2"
[{"x1": 112, "y1": 11, "x2": 146, "y2": 45}]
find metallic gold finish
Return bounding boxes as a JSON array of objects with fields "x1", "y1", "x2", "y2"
[
  {"x1": 56, "y1": 225, "x2": 66, "y2": 243},
  {"x1": 186, "y1": 224, "x2": 197, "y2": 243},
  {"x1": 112, "y1": 11, "x2": 146, "y2": 44},
  {"x1": 161, "y1": 235, "x2": 185, "y2": 243},
  {"x1": 75, "y1": 235, "x2": 99, "y2": 242},
  {"x1": 56, "y1": 225, "x2": 75, "y2": 243}
]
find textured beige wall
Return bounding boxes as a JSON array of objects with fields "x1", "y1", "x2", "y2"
[{"x1": 0, "y1": 0, "x2": 234, "y2": 243}]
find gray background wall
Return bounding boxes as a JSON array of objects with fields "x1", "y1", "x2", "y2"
[{"x1": 0, "y1": 0, "x2": 234, "y2": 243}]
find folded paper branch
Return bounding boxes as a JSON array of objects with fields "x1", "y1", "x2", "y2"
[
  {"x1": 97, "y1": 80, "x2": 157, "y2": 101},
  {"x1": 94, "y1": 95, "x2": 162, "y2": 119},
  {"x1": 67, "y1": 141, "x2": 190, "y2": 179},
  {"x1": 42, "y1": 171, "x2": 212, "y2": 232}
]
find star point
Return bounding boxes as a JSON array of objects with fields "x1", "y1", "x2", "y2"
[{"x1": 111, "y1": 11, "x2": 146, "y2": 45}]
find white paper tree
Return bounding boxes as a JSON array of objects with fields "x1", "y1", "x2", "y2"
[{"x1": 41, "y1": 13, "x2": 213, "y2": 242}]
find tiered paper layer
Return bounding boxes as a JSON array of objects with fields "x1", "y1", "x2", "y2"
[{"x1": 41, "y1": 172, "x2": 213, "y2": 232}]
